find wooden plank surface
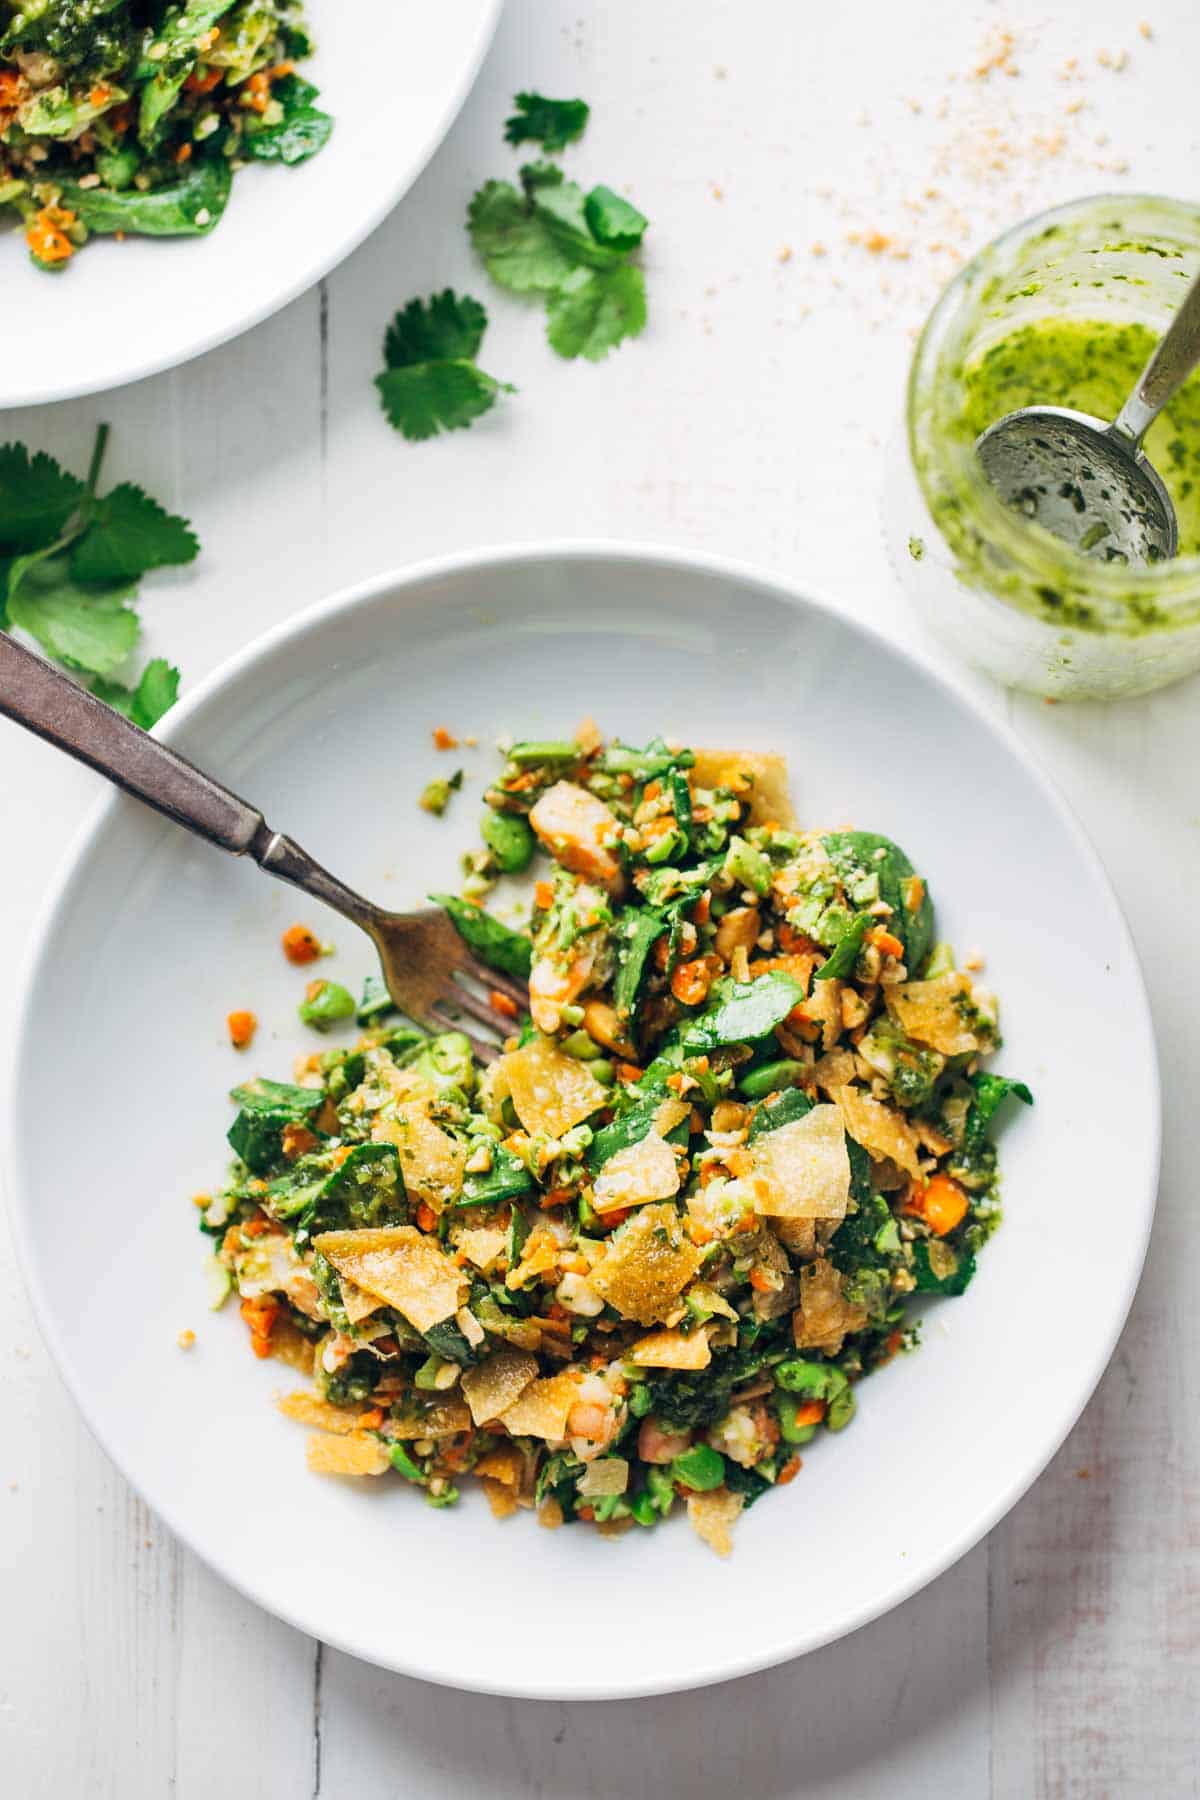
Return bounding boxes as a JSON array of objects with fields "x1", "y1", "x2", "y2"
[{"x1": 1, "y1": 2, "x2": 1197, "y2": 1794}]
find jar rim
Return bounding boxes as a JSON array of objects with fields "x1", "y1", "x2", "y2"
[{"x1": 909, "y1": 191, "x2": 1200, "y2": 624}]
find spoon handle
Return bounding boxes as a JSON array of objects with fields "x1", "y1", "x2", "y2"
[{"x1": 1112, "y1": 268, "x2": 1200, "y2": 448}]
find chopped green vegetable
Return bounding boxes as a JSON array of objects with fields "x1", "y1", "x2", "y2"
[
  {"x1": 683, "y1": 971, "x2": 804, "y2": 1051},
  {"x1": 420, "y1": 770, "x2": 463, "y2": 815},
  {"x1": 503, "y1": 91, "x2": 590, "y2": 153},
  {"x1": 433, "y1": 893, "x2": 533, "y2": 980},
  {"x1": 298, "y1": 979, "x2": 356, "y2": 1033},
  {"x1": 481, "y1": 809, "x2": 535, "y2": 873},
  {"x1": 670, "y1": 1444, "x2": 725, "y2": 1492},
  {"x1": 375, "y1": 290, "x2": 513, "y2": 443}
]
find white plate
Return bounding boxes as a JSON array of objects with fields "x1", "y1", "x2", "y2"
[
  {"x1": 0, "y1": 0, "x2": 502, "y2": 407},
  {"x1": 5, "y1": 547, "x2": 1159, "y2": 1699}
]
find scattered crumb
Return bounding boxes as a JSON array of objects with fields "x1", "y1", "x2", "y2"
[
  {"x1": 810, "y1": 241, "x2": 827, "y2": 258},
  {"x1": 972, "y1": 28, "x2": 1019, "y2": 79},
  {"x1": 710, "y1": 184, "x2": 724, "y2": 201},
  {"x1": 963, "y1": 949, "x2": 986, "y2": 972},
  {"x1": 777, "y1": 245, "x2": 793, "y2": 264},
  {"x1": 1077, "y1": 1467, "x2": 1091, "y2": 1479},
  {"x1": 191, "y1": 1191, "x2": 211, "y2": 1210},
  {"x1": 177, "y1": 1329, "x2": 196, "y2": 1350},
  {"x1": 8, "y1": 1481, "x2": 18, "y2": 1492},
  {"x1": 1138, "y1": 20, "x2": 1153, "y2": 39},
  {"x1": 1097, "y1": 47, "x2": 1129, "y2": 71},
  {"x1": 713, "y1": 64, "x2": 727, "y2": 79},
  {"x1": 463, "y1": 734, "x2": 479, "y2": 748}
]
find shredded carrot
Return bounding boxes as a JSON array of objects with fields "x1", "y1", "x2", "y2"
[
  {"x1": 242, "y1": 69, "x2": 271, "y2": 112},
  {"x1": 869, "y1": 927, "x2": 905, "y2": 960},
  {"x1": 358, "y1": 1407, "x2": 385, "y2": 1431},
  {"x1": 687, "y1": 1219, "x2": 714, "y2": 1245},
  {"x1": 577, "y1": 1505, "x2": 596, "y2": 1522},
  {"x1": 903, "y1": 1173, "x2": 968, "y2": 1236},
  {"x1": 614, "y1": 1061, "x2": 644, "y2": 1084},
  {"x1": 904, "y1": 876, "x2": 925, "y2": 913},
  {"x1": 534, "y1": 880, "x2": 554, "y2": 911},
  {"x1": 748, "y1": 1267, "x2": 775, "y2": 1293},
  {"x1": 539, "y1": 1186, "x2": 574, "y2": 1211},
  {"x1": 777, "y1": 922, "x2": 818, "y2": 954},
  {"x1": 884, "y1": 1328, "x2": 904, "y2": 1359},
  {"x1": 671, "y1": 958, "x2": 714, "y2": 1006},
  {"x1": 184, "y1": 63, "x2": 224, "y2": 94},
  {"x1": 281, "y1": 1121, "x2": 317, "y2": 1161},
  {"x1": 415, "y1": 1201, "x2": 437, "y2": 1233},
  {"x1": 227, "y1": 1009, "x2": 257, "y2": 1049},
  {"x1": 489, "y1": 988, "x2": 519, "y2": 1019},
  {"x1": 174, "y1": 140, "x2": 192, "y2": 163},
  {"x1": 89, "y1": 84, "x2": 111, "y2": 106},
  {"x1": 601, "y1": 1206, "x2": 630, "y2": 1228},
  {"x1": 25, "y1": 205, "x2": 77, "y2": 266},
  {"x1": 239, "y1": 1295, "x2": 278, "y2": 1357},
  {"x1": 432, "y1": 725, "x2": 458, "y2": 750},
  {"x1": 0, "y1": 68, "x2": 26, "y2": 105},
  {"x1": 791, "y1": 1400, "x2": 826, "y2": 1428},
  {"x1": 281, "y1": 922, "x2": 322, "y2": 965},
  {"x1": 268, "y1": 59, "x2": 295, "y2": 78},
  {"x1": 776, "y1": 1454, "x2": 802, "y2": 1485},
  {"x1": 241, "y1": 1215, "x2": 271, "y2": 1238}
]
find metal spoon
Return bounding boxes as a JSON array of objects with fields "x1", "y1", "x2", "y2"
[{"x1": 975, "y1": 269, "x2": 1200, "y2": 565}]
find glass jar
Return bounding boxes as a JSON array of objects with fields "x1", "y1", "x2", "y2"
[{"x1": 885, "y1": 194, "x2": 1200, "y2": 699}]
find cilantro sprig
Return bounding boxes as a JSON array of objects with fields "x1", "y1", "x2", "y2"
[
  {"x1": 375, "y1": 291, "x2": 514, "y2": 442},
  {"x1": 1, "y1": 424, "x2": 194, "y2": 726},
  {"x1": 503, "y1": 92, "x2": 590, "y2": 153}
]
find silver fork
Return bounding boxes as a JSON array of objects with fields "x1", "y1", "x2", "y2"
[{"x1": 0, "y1": 634, "x2": 527, "y2": 1061}]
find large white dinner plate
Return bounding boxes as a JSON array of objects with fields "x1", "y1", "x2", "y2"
[
  {"x1": 5, "y1": 547, "x2": 1158, "y2": 1699},
  {"x1": 0, "y1": 0, "x2": 501, "y2": 406}
]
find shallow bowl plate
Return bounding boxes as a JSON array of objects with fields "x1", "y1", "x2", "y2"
[
  {"x1": 0, "y1": 0, "x2": 502, "y2": 406},
  {"x1": 5, "y1": 546, "x2": 1159, "y2": 1698}
]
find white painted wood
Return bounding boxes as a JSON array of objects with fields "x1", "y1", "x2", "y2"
[{"x1": 2, "y1": 0, "x2": 1197, "y2": 1793}]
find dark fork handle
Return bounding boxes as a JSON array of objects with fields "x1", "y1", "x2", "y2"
[{"x1": 0, "y1": 632, "x2": 383, "y2": 931}]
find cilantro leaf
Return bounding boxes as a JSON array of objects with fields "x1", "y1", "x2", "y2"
[
  {"x1": 376, "y1": 364, "x2": 508, "y2": 442},
  {"x1": 93, "y1": 657, "x2": 181, "y2": 728},
  {"x1": 70, "y1": 483, "x2": 199, "y2": 583},
  {"x1": 7, "y1": 555, "x2": 140, "y2": 675},
  {"x1": 504, "y1": 92, "x2": 590, "y2": 153},
  {"x1": 533, "y1": 180, "x2": 625, "y2": 270},
  {"x1": 384, "y1": 290, "x2": 488, "y2": 367},
  {"x1": 244, "y1": 71, "x2": 333, "y2": 165},
  {"x1": 0, "y1": 444, "x2": 83, "y2": 552},
  {"x1": 519, "y1": 160, "x2": 564, "y2": 191},
  {"x1": 467, "y1": 179, "x2": 581, "y2": 293},
  {"x1": 584, "y1": 185, "x2": 648, "y2": 252},
  {"x1": 546, "y1": 264, "x2": 647, "y2": 360}
]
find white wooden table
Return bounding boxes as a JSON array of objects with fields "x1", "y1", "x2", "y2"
[{"x1": 2, "y1": 3, "x2": 1197, "y2": 1793}]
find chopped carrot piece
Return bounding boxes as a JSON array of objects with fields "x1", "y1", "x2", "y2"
[
  {"x1": 776, "y1": 1455, "x2": 802, "y2": 1485},
  {"x1": 671, "y1": 959, "x2": 714, "y2": 1006},
  {"x1": 614, "y1": 1061, "x2": 644, "y2": 1084},
  {"x1": 903, "y1": 1173, "x2": 968, "y2": 1236},
  {"x1": 174, "y1": 141, "x2": 192, "y2": 163},
  {"x1": 358, "y1": 1407, "x2": 385, "y2": 1431},
  {"x1": 489, "y1": 989, "x2": 519, "y2": 1019},
  {"x1": 241, "y1": 1215, "x2": 271, "y2": 1238},
  {"x1": 25, "y1": 204, "x2": 77, "y2": 265},
  {"x1": 227, "y1": 1009, "x2": 257, "y2": 1049},
  {"x1": 539, "y1": 1186, "x2": 573, "y2": 1210},
  {"x1": 281, "y1": 1121, "x2": 317, "y2": 1161},
  {"x1": 748, "y1": 1267, "x2": 775, "y2": 1293},
  {"x1": 184, "y1": 64, "x2": 224, "y2": 93},
  {"x1": 89, "y1": 84, "x2": 111, "y2": 106},
  {"x1": 432, "y1": 725, "x2": 458, "y2": 750},
  {"x1": 904, "y1": 876, "x2": 925, "y2": 913},
  {"x1": 534, "y1": 880, "x2": 554, "y2": 911},
  {"x1": 791, "y1": 1400, "x2": 826, "y2": 1428},
  {"x1": 415, "y1": 1201, "x2": 437, "y2": 1233},
  {"x1": 869, "y1": 927, "x2": 905, "y2": 959},
  {"x1": 281, "y1": 922, "x2": 322, "y2": 964}
]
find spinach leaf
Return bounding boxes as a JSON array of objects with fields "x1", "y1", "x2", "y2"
[
  {"x1": 422, "y1": 1318, "x2": 482, "y2": 1366},
  {"x1": 244, "y1": 74, "x2": 333, "y2": 165},
  {"x1": 587, "y1": 1095, "x2": 688, "y2": 1172},
  {"x1": 454, "y1": 1147, "x2": 533, "y2": 1208},
  {"x1": 746, "y1": 1087, "x2": 813, "y2": 1140},
  {"x1": 432, "y1": 893, "x2": 532, "y2": 980},
  {"x1": 59, "y1": 158, "x2": 232, "y2": 237},
  {"x1": 812, "y1": 911, "x2": 868, "y2": 983},
  {"x1": 969, "y1": 1073, "x2": 1033, "y2": 1132},
  {"x1": 601, "y1": 737, "x2": 693, "y2": 780},
  {"x1": 613, "y1": 907, "x2": 667, "y2": 1025},
  {"x1": 682, "y1": 971, "x2": 803, "y2": 1051},
  {"x1": 911, "y1": 1240, "x2": 976, "y2": 1296},
  {"x1": 292, "y1": 1143, "x2": 407, "y2": 1241},
  {"x1": 226, "y1": 1079, "x2": 325, "y2": 1173},
  {"x1": 823, "y1": 830, "x2": 934, "y2": 972}
]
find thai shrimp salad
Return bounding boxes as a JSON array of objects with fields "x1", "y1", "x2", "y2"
[
  {"x1": 198, "y1": 726, "x2": 1031, "y2": 1555},
  {"x1": 0, "y1": 1, "x2": 329, "y2": 270}
]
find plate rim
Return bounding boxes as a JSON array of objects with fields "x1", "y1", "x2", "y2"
[
  {"x1": 2, "y1": 541, "x2": 1162, "y2": 1698},
  {"x1": 3, "y1": 0, "x2": 504, "y2": 408}
]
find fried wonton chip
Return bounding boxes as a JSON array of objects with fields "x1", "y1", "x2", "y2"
[
  {"x1": 592, "y1": 1131, "x2": 681, "y2": 1215},
  {"x1": 687, "y1": 1486, "x2": 745, "y2": 1557},
  {"x1": 590, "y1": 1202, "x2": 703, "y2": 1326},
  {"x1": 690, "y1": 749, "x2": 796, "y2": 827},
  {"x1": 653, "y1": 1096, "x2": 691, "y2": 1136},
  {"x1": 278, "y1": 1390, "x2": 364, "y2": 1434},
  {"x1": 306, "y1": 1432, "x2": 390, "y2": 1477},
  {"x1": 500, "y1": 1369, "x2": 582, "y2": 1440},
  {"x1": 479, "y1": 1476, "x2": 521, "y2": 1518},
  {"x1": 473, "y1": 1443, "x2": 526, "y2": 1487},
  {"x1": 812, "y1": 1048, "x2": 857, "y2": 1094},
  {"x1": 340, "y1": 1279, "x2": 384, "y2": 1325},
  {"x1": 505, "y1": 1227, "x2": 562, "y2": 1291},
  {"x1": 269, "y1": 1319, "x2": 316, "y2": 1374},
  {"x1": 631, "y1": 1325, "x2": 712, "y2": 1370},
  {"x1": 388, "y1": 1397, "x2": 471, "y2": 1440},
  {"x1": 792, "y1": 1257, "x2": 867, "y2": 1353},
  {"x1": 453, "y1": 1226, "x2": 508, "y2": 1274},
  {"x1": 886, "y1": 971, "x2": 979, "y2": 1056},
  {"x1": 798, "y1": 976, "x2": 843, "y2": 1051},
  {"x1": 751, "y1": 1104, "x2": 851, "y2": 1221},
  {"x1": 314, "y1": 1227, "x2": 466, "y2": 1334},
  {"x1": 461, "y1": 1347, "x2": 538, "y2": 1425},
  {"x1": 501, "y1": 1036, "x2": 609, "y2": 1140},
  {"x1": 373, "y1": 1101, "x2": 467, "y2": 1211},
  {"x1": 832, "y1": 1085, "x2": 921, "y2": 1179}
]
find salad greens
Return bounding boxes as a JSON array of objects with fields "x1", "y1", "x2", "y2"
[
  {"x1": 1, "y1": 423, "x2": 194, "y2": 723},
  {"x1": 203, "y1": 726, "x2": 1030, "y2": 1555},
  {"x1": 1, "y1": 1, "x2": 330, "y2": 270}
]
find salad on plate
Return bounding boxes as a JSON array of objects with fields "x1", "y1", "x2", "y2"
[
  {"x1": 0, "y1": 0, "x2": 330, "y2": 270},
  {"x1": 197, "y1": 724, "x2": 1031, "y2": 1555}
]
